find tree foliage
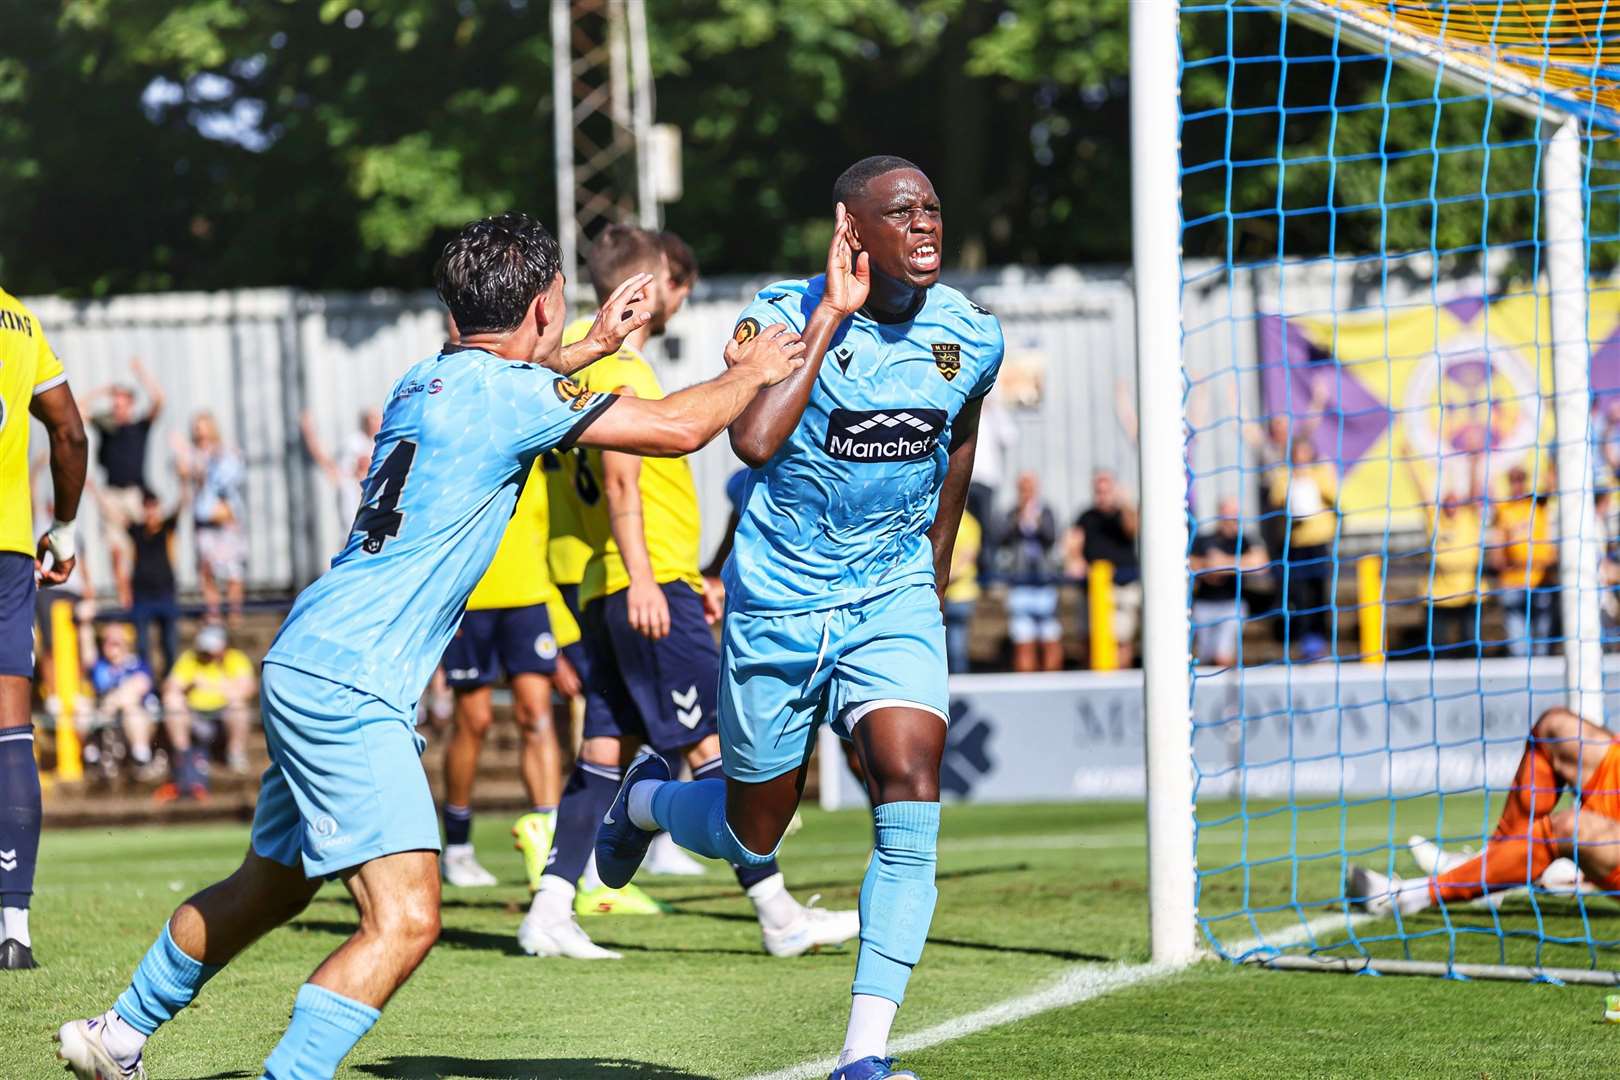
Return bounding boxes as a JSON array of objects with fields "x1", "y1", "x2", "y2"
[{"x1": 0, "y1": 1, "x2": 1578, "y2": 296}]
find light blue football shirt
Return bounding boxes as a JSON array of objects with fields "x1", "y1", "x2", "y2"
[
  {"x1": 722, "y1": 276, "x2": 1004, "y2": 614},
  {"x1": 267, "y1": 345, "x2": 617, "y2": 709}
]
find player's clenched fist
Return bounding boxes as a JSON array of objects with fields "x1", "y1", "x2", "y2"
[{"x1": 723, "y1": 323, "x2": 807, "y2": 386}]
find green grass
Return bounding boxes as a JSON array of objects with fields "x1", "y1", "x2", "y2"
[{"x1": 2, "y1": 801, "x2": 1617, "y2": 1078}]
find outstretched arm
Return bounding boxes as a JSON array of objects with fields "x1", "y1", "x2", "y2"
[
  {"x1": 132, "y1": 357, "x2": 165, "y2": 422},
  {"x1": 729, "y1": 204, "x2": 869, "y2": 468},
  {"x1": 927, "y1": 397, "x2": 983, "y2": 606},
  {"x1": 576, "y1": 326, "x2": 806, "y2": 458},
  {"x1": 31, "y1": 382, "x2": 89, "y2": 584}
]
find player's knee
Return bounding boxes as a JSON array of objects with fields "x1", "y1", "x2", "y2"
[
  {"x1": 1534, "y1": 707, "x2": 1582, "y2": 742},
  {"x1": 454, "y1": 708, "x2": 494, "y2": 739},
  {"x1": 373, "y1": 893, "x2": 441, "y2": 955},
  {"x1": 580, "y1": 736, "x2": 622, "y2": 767}
]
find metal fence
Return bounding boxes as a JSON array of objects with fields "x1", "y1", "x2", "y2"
[{"x1": 31, "y1": 259, "x2": 1527, "y2": 599}]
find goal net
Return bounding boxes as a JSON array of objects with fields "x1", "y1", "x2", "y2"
[{"x1": 1146, "y1": 1, "x2": 1620, "y2": 981}]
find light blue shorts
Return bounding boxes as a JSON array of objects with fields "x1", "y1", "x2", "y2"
[
  {"x1": 719, "y1": 584, "x2": 949, "y2": 783},
  {"x1": 251, "y1": 662, "x2": 440, "y2": 878}
]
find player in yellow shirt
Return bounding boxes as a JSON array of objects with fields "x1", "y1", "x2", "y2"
[
  {"x1": 518, "y1": 226, "x2": 857, "y2": 961},
  {"x1": 437, "y1": 464, "x2": 575, "y2": 890},
  {"x1": 0, "y1": 288, "x2": 87, "y2": 970}
]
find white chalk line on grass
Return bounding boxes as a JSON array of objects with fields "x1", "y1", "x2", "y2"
[{"x1": 742, "y1": 909, "x2": 1376, "y2": 1080}]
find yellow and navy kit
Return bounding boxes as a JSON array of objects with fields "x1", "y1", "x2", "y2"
[{"x1": 0, "y1": 289, "x2": 66, "y2": 556}]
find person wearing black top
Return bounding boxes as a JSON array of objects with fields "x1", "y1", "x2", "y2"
[
  {"x1": 999, "y1": 472, "x2": 1063, "y2": 672},
  {"x1": 128, "y1": 490, "x2": 181, "y2": 673},
  {"x1": 1066, "y1": 469, "x2": 1141, "y2": 667},
  {"x1": 83, "y1": 359, "x2": 164, "y2": 608},
  {"x1": 1190, "y1": 496, "x2": 1269, "y2": 667}
]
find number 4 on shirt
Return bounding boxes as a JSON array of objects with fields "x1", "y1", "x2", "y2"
[{"x1": 354, "y1": 440, "x2": 417, "y2": 553}]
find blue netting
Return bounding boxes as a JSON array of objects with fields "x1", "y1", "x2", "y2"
[{"x1": 1182, "y1": 2, "x2": 1620, "y2": 976}]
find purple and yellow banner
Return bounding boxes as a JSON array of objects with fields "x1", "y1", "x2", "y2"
[{"x1": 1260, "y1": 286, "x2": 1620, "y2": 533}]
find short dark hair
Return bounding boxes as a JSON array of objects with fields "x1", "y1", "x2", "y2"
[
  {"x1": 586, "y1": 223, "x2": 664, "y2": 302},
  {"x1": 434, "y1": 212, "x2": 562, "y2": 336},
  {"x1": 833, "y1": 155, "x2": 923, "y2": 206},
  {"x1": 659, "y1": 231, "x2": 699, "y2": 288}
]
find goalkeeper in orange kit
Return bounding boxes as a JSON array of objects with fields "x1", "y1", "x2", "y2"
[{"x1": 1348, "y1": 706, "x2": 1620, "y2": 915}]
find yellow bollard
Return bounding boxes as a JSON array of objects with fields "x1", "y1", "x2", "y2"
[
  {"x1": 1090, "y1": 559, "x2": 1118, "y2": 672},
  {"x1": 1356, "y1": 555, "x2": 1385, "y2": 665},
  {"x1": 51, "y1": 599, "x2": 83, "y2": 780}
]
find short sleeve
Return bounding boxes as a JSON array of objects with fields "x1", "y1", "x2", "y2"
[
  {"x1": 170, "y1": 653, "x2": 196, "y2": 683},
  {"x1": 32, "y1": 331, "x2": 65, "y2": 395},
  {"x1": 731, "y1": 281, "x2": 814, "y2": 345},
  {"x1": 967, "y1": 316, "x2": 1005, "y2": 401},
  {"x1": 724, "y1": 468, "x2": 749, "y2": 512},
  {"x1": 491, "y1": 362, "x2": 619, "y2": 458},
  {"x1": 226, "y1": 651, "x2": 253, "y2": 678}
]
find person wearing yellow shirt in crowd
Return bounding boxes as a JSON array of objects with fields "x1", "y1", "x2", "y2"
[
  {"x1": 0, "y1": 288, "x2": 87, "y2": 970},
  {"x1": 158, "y1": 625, "x2": 257, "y2": 803},
  {"x1": 944, "y1": 511, "x2": 981, "y2": 673},
  {"x1": 1491, "y1": 463, "x2": 1559, "y2": 657},
  {"x1": 1403, "y1": 448, "x2": 1486, "y2": 658},
  {"x1": 519, "y1": 225, "x2": 857, "y2": 962},
  {"x1": 437, "y1": 468, "x2": 579, "y2": 890},
  {"x1": 1267, "y1": 436, "x2": 1338, "y2": 661}
]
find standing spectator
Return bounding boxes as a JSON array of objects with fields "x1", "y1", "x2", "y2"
[
  {"x1": 300, "y1": 407, "x2": 380, "y2": 533},
  {"x1": 1067, "y1": 469, "x2": 1143, "y2": 668},
  {"x1": 1267, "y1": 437, "x2": 1339, "y2": 660},
  {"x1": 1406, "y1": 449, "x2": 1486, "y2": 658},
  {"x1": 128, "y1": 489, "x2": 182, "y2": 674},
  {"x1": 177, "y1": 412, "x2": 246, "y2": 623},
  {"x1": 1000, "y1": 472, "x2": 1063, "y2": 672},
  {"x1": 82, "y1": 359, "x2": 164, "y2": 609},
  {"x1": 88, "y1": 624, "x2": 159, "y2": 779},
  {"x1": 944, "y1": 510, "x2": 982, "y2": 674},
  {"x1": 1189, "y1": 496, "x2": 1268, "y2": 668},
  {"x1": 1490, "y1": 463, "x2": 1558, "y2": 657},
  {"x1": 157, "y1": 624, "x2": 257, "y2": 802}
]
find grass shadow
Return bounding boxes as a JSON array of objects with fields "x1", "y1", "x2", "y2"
[
  {"x1": 290, "y1": 918, "x2": 528, "y2": 957},
  {"x1": 662, "y1": 862, "x2": 1033, "y2": 907},
  {"x1": 354, "y1": 1056, "x2": 720, "y2": 1079}
]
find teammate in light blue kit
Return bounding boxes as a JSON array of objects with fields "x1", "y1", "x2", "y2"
[
  {"x1": 597, "y1": 157, "x2": 1003, "y2": 1080},
  {"x1": 55, "y1": 212, "x2": 808, "y2": 1080}
]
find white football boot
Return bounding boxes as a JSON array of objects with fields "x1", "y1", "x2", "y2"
[
  {"x1": 441, "y1": 844, "x2": 499, "y2": 888},
  {"x1": 56, "y1": 1018, "x2": 147, "y2": 1080},
  {"x1": 643, "y1": 832, "x2": 708, "y2": 876},
  {"x1": 517, "y1": 899, "x2": 622, "y2": 960},
  {"x1": 763, "y1": 895, "x2": 861, "y2": 958}
]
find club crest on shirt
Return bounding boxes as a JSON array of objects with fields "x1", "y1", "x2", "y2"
[
  {"x1": 733, "y1": 317, "x2": 762, "y2": 345},
  {"x1": 931, "y1": 342, "x2": 962, "y2": 382},
  {"x1": 553, "y1": 378, "x2": 597, "y2": 412}
]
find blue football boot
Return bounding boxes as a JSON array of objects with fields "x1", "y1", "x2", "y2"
[
  {"x1": 829, "y1": 1057, "x2": 918, "y2": 1079},
  {"x1": 594, "y1": 750, "x2": 671, "y2": 888}
]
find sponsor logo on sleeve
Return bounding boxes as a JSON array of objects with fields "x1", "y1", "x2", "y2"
[
  {"x1": 823, "y1": 408, "x2": 947, "y2": 463},
  {"x1": 931, "y1": 342, "x2": 962, "y2": 382},
  {"x1": 732, "y1": 317, "x2": 762, "y2": 345},
  {"x1": 553, "y1": 378, "x2": 598, "y2": 412}
]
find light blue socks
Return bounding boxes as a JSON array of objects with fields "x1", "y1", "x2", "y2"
[
  {"x1": 113, "y1": 923, "x2": 223, "y2": 1036},
  {"x1": 650, "y1": 779, "x2": 778, "y2": 867},
  {"x1": 853, "y1": 801, "x2": 941, "y2": 1005},
  {"x1": 261, "y1": 983, "x2": 380, "y2": 1080}
]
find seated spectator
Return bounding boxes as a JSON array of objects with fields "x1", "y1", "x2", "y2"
[
  {"x1": 157, "y1": 625, "x2": 257, "y2": 802},
  {"x1": 1067, "y1": 469, "x2": 1142, "y2": 667},
  {"x1": 944, "y1": 510, "x2": 982, "y2": 674},
  {"x1": 1266, "y1": 437, "x2": 1338, "y2": 660},
  {"x1": 1001, "y1": 472, "x2": 1063, "y2": 672},
  {"x1": 88, "y1": 624, "x2": 160, "y2": 779},
  {"x1": 128, "y1": 488, "x2": 182, "y2": 674},
  {"x1": 82, "y1": 358, "x2": 165, "y2": 609},
  {"x1": 176, "y1": 412, "x2": 247, "y2": 624},
  {"x1": 1490, "y1": 464, "x2": 1558, "y2": 657},
  {"x1": 1189, "y1": 497, "x2": 1268, "y2": 667}
]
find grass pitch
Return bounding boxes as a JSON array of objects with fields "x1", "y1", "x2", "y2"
[{"x1": 2, "y1": 801, "x2": 1616, "y2": 1078}]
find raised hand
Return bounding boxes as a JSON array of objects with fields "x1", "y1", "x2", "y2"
[
  {"x1": 820, "y1": 202, "x2": 870, "y2": 317},
  {"x1": 722, "y1": 323, "x2": 808, "y2": 387},
  {"x1": 580, "y1": 271, "x2": 656, "y2": 359}
]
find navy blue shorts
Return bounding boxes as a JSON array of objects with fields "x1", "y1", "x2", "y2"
[
  {"x1": 441, "y1": 604, "x2": 558, "y2": 689},
  {"x1": 0, "y1": 552, "x2": 35, "y2": 679},
  {"x1": 557, "y1": 584, "x2": 590, "y2": 682},
  {"x1": 582, "y1": 582, "x2": 719, "y2": 753}
]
